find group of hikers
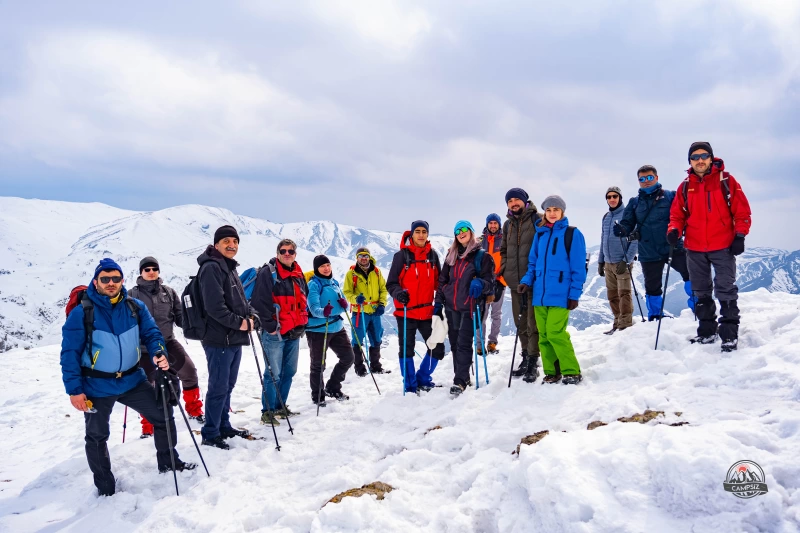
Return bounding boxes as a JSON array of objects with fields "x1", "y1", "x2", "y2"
[{"x1": 60, "y1": 141, "x2": 752, "y2": 497}]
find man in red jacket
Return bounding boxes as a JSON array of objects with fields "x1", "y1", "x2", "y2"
[{"x1": 667, "y1": 142, "x2": 752, "y2": 352}]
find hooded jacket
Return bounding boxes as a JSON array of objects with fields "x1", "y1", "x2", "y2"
[
  {"x1": 386, "y1": 230, "x2": 441, "y2": 321},
  {"x1": 599, "y1": 202, "x2": 638, "y2": 264},
  {"x1": 306, "y1": 276, "x2": 346, "y2": 334},
  {"x1": 60, "y1": 283, "x2": 165, "y2": 398},
  {"x1": 250, "y1": 258, "x2": 309, "y2": 336},
  {"x1": 128, "y1": 277, "x2": 182, "y2": 350},
  {"x1": 520, "y1": 217, "x2": 588, "y2": 308},
  {"x1": 618, "y1": 183, "x2": 682, "y2": 263},
  {"x1": 196, "y1": 245, "x2": 255, "y2": 347},
  {"x1": 668, "y1": 158, "x2": 752, "y2": 253},
  {"x1": 436, "y1": 240, "x2": 495, "y2": 312},
  {"x1": 481, "y1": 227, "x2": 506, "y2": 286},
  {"x1": 343, "y1": 252, "x2": 388, "y2": 314},
  {"x1": 500, "y1": 202, "x2": 540, "y2": 289}
]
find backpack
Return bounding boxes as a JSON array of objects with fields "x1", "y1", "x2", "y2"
[
  {"x1": 181, "y1": 271, "x2": 207, "y2": 341},
  {"x1": 680, "y1": 173, "x2": 732, "y2": 216},
  {"x1": 65, "y1": 285, "x2": 140, "y2": 357},
  {"x1": 401, "y1": 247, "x2": 439, "y2": 272},
  {"x1": 240, "y1": 263, "x2": 277, "y2": 302},
  {"x1": 349, "y1": 264, "x2": 382, "y2": 293}
]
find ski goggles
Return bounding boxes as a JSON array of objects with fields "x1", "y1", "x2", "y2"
[
  {"x1": 278, "y1": 248, "x2": 296, "y2": 256},
  {"x1": 454, "y1": 227, "x2": 471, "y2": 235},
  {"x1": 689, "y1": 153, "x2": 712, "y2": 161},
  {"x1": 357, "y1": 253, "x2": 370, "y2": 259},
  {"x1": 637, "y1": 174, "x2": 656, "y2": 183},
  {"x1": 98, "y1": 275, "x2": 123, "y2": 284}
]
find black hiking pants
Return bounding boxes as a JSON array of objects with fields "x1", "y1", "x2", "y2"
[
  {"x1": 446, "y1": 309, "x2": 476, "y2": 388},
  {"x1": 85, "y1": 379, "x2": 179, "y2": 495},
  {"x1": 687, "y1": 249, "x2": 740, "y2": 340},
  {"x1": 308, "y1": 329, "x2": 354, "y2": 402},
  {"x1": 640, "y1": 250, "x2": 690, "y2": 296}
]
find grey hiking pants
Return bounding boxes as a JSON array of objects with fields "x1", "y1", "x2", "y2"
[
  {"x1": 687, "y1": 248, "x2": 739, "y2": 341},
  {"x1": 481, "y1": 286, "x2": 504, "y2": 344}
]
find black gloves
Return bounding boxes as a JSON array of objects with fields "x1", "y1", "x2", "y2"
[
  {"x1": 395, "y1": 290, "x2": 410, "y2": 305},
  {"x1": 517, "y1": 284, "x2": 529, "y2": 294},
  {"x1": 598, "y1": 263, "x2": 605, "y2": 277},
  {"x1": 613, "y1": 223, "x2": 627, "y2": 237},
  {"x1": 615, "y1": 262, "x2": 628, "y2": 276},
  {"x1": 374, "y1": 305, "x2": 385, "y2": 316},
  {"x1": 567, "y1": 299, "x2": 579, "y2": 311},
  {"x1": 156, "y1": 370, "x2": 179, "y2": 407},
  {"x1": 730, "y1": 234, "x2": 745, "y2": 256},
  {"x1": 433, "y1": 302, "x2": 444, "y2": 318},
  {"x1": 666, "y1": 229, "x2": 680, "y2": 246}
]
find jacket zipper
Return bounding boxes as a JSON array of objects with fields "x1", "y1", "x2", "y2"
[
  {"x1": 541, "y1": 229, "x2": 553, "y2": 305},
  {"x1": 453, "y1": 259, "x2": 463, "y2": 311},
  {"x1": 707, "y1": 190, "x2": 711, "y2": 213}
]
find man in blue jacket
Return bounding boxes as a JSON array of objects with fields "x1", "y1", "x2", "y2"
[
  {"x1": 61, "y1": 258, "x2": 194, "y2": 497},
  {"x1": 614, "y1": 165, "x2": 695, "y2": 320},
  {"x1": 598, "y1": 186, "x2": 638, "y2": 334}
]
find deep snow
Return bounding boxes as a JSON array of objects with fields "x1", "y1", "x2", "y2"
[{"x1": 1, "y1": 290, "x2": 799, "y2": 532}]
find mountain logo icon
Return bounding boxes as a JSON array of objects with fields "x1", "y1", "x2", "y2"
[{"x1": 723, "y1": 460, "x2": 769, "y2": 499}]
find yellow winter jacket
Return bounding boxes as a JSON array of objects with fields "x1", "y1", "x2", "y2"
[{"x1": 343, "y1": 257, "x2": 388, "y2": 314}]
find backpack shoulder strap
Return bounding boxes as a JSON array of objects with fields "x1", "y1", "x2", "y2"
[
  {"x1": 720, "y1": 172, "x2": 732, "y2": 209},
  {"x1": 681, "y1": 179, "x2": 691, "y2": 213},
  {"x1": 80, "y1": 294, "x2": 94, "y2": 355},
  {"x1": 473, "y1": 248, "x2": 485, "y2": 275},
  {"x1": 564, "y1": 226, "x2": 575, "y2": 260},
  {"x1": 125, "y1": 298, "x2": 140, "y2": 322}
]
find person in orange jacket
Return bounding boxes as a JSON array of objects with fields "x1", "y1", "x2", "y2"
[
  {"x1": 668, "y1": 141, "x2": 752, "y2": 352},
  {"x1": 480, "y1": 213, "x2": 505, "y2": 354}
]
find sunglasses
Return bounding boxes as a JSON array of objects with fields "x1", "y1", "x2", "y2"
[
  {"x1": 279, "y1": 248, "x2": 296, "y2": 256},
  {"x1": 690, "y1": 153, "x2": 712, "y2": 161},
  {"x1": 357, "y1": 253, "x2": 370, "y2": 258},
  {"x1": 606, "y1": 194, "x2": 620, "y2": 200},
  {"x1": 454, "y1": 227, "x2": 471, "y2": 236},
  {"x1": 143, "y1": 267, "x2": 159, "y2": 273},
  {"x1": 638, "y1": 174, "x2": 656, "y2": 183},
  {"x1": 98, "y1": 275, "x2": 123, "y2": 284}
]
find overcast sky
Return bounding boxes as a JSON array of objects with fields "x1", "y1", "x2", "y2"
[{"x1": 1, "y1": 0, "x2": 798, "y2": 248}]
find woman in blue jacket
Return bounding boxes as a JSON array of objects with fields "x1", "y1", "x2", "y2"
[
  {"x1": 518, "y1": 196, "x2": 588, "y2": 385},
  {"x1": 306, "y1": 255, "x2": 354, "y2": 406}
]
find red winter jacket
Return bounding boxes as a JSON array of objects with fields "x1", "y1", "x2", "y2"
[
  {"x1": 250, "y1": 258, "x2": 309, "y2": 335},
  {"x1": 668, "y1": 158, "x2": 752, "y2": 253},
  {"x1": 386, "y1": 231, "x2": 441, "y2": 320}
]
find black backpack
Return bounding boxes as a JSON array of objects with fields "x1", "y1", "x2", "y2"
[{"x1": 181, "y1": 268, "x2": 207, "y2": 341}]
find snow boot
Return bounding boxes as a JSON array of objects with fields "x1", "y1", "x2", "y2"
[
  {"x1": 523, "y1": 355, "x2": 540, "y2": 383},
  {"x1": 260, "y1": 410, "x2": 281, "y2": 426},
  {"x1": 450, "y1": 383, "x2": 465, "y2": 397},
  {"x1": 325, "y1": 387, "x2": 350, "y2": 401},
  {"x1": 159, "y1": 459, "x2": 198, "y2": 474},
  {"x1": 646, "y1": 295, "x2": 663, "y2": 321},
  {"x1": 182, "y1": 386, "x2": 204, "y2": 422},
  {"x1": 355, "y1": 366, "x2": 368, "y2": 377},
  {"x1": 511, "y1": 351, "x2": 529, "y2": 377},
  {"x1": 401, "y1": 356, "x2": 418, "y2": 393},
  {"x1": 141, "y1": 416, "x2": 154, "y2": 438},
  {"x1": 562, "y1": 374, "x2": 583, "y2": 385},
  {"x1": 603, "y1": 327, "x2": 617, "y2": 335},
  {"x1": 721, "y1": 338, "x2": 738, "y2": 352},
  {"x1": 201, "y1": 435, "x2": 230, "y2": 450},
  {"x1": 684, "y1": 281, "x2": 697, "y2": 314},
  {"x1": 312, "y1": 396, "x2": 327, "y2": 407},
  {"x1": 542, "y1": 374, "x2": 562, "y2": 384},
  {"x1": 487, "y1": 342, "x2": 499, "y2": 354},
  {"x1": 416, "y1": 353, "x2": 439, "y2": 388},
  {"x1": 221, "y1": 427, "x2": 251, "y2": 440},
  {"x1": 368, "y1": 346, "x2": 386, "y2": 373},
  {"x1": 690, "y1": 334, "x2": 718, "y2": 345},
  {"x1": 278, "y1": 406, "x2": 299, "y2": 418}
]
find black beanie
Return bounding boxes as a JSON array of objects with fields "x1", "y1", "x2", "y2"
[
  {"x1": 139, "y1": 256, "x2": 159, "y2": 272},
  {"x1": 505, "y1": 187, "x2": 529, "y2": 204},
  {"x1": 213, "y1": 225, "x2": 240, "y2": 244},
  {"x1": 313, "y1": 254, "x2": 331, "y2": 278},
  {"x1": 688, "y1": 141, "x2": 713, "y2": 162},
  {"x1": 410, "y1": 220, "x2": 429, "y2": 233}
]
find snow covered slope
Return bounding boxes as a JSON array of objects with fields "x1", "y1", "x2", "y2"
[{"x1": 0, "y1": 289, "x2": 797, "y2": 532}]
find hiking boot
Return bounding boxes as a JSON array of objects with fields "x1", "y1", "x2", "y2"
[
  {"x1": 159, "y1": 460, "x2": 198, "y2": 474},
  {"x1": 603, "y1": 327, "x2": 617, "y2": 335},
  {"x1": 523, "y1": 358, "x2": 540, "y2": 383},
  {"x1": 277, "y1": 406, "x2": 299, "y2": 418},
  {"x1": 487, "y1": 342, "x2": 498, "y2": 353},
  {"x1": 372, "y1": 368, "x2": 391, "y2": 374},
  {"x1": 201, "y1": 435, "x2": 230, "y2": 450},
  {"x1": 542, "y1": 374, "x2": 562, "y2": 384},
  {"x1": 221, "y1": 427, "x2": 252, "y2": 440},
  {"x1": 721, "y1": 338, "x2": 738, "y2": 352},
  {"x1": 477, "y1": 345, "x2": 484, "y2": 356},
  {"x1": 450, "y1": 384, "x2": 465, "y2": 397},
  {"x1": 312, "y1": 396, "x2": 327, "y2": 407},
  {"x1": 355, "y1": 366, "x2": 368, "y2": 378},
  {"x1": 418, "y1": 382, "x2": 436, "y2": 392},
  {"x1": 325, "y1": 388, "x2": 349, "y2": 401},
  {"x1": 511, "y1": 352, "x2": 529, "y2": 377},
  {"x1": 690, "y1": 334, "x2": 718, "y2": 345},
  {"x1": 260, "y1": 410, "x2": 281, "y2": 426},
  {"x1": 189, "y1": 414, "x2": 205, "y2": 423},
  {"x1": 562, "y1": 374, "x2": 583, "y2": 385},
  {"x1": 140, "y1": 432, "x2": 153, "y2": 439}
]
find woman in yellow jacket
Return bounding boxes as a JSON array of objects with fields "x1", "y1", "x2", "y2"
[{"x1": 343, "y1": 247, "x2": 390, "y2": 376}]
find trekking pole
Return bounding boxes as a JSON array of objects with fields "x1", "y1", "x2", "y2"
[
  {"x1": 380, "y1": 315, "x2": 424, "y2": 359},
  {"x1": 158, "y1": 371, "x2": 179, "y2": 496},
  {"x1": 122, "y1": 406, "x2": 128, "y2": 443},
  {"x1": 477, "y1": 304, "x2": 489, "y2": 385},
  {"x1": 254, "y1": 331, "x2": 294, "y2": 435},
  {"x1": 342, "y1": 306, "x2": 381, "y2": 396},
  {"x1": 248, "y1": 329, "x2": 280, "y2": 451},
  {"x1": 360, "y1": 307, "x2": 371, "y2": 374},
  {"x1": 471, "y1": 307, "x2": 480, "y2": 390},
  {"x1": 507, "y1": 292, "x2": 526, "y2": 388},
  {"x1": 654, "y1": 245, "x2": 674, "y2": 350},
  {"x1": 401, "y1": 306, "x2": 407, "y2": 396},
  {"x1": 617, "y1": 223, "x2": 645, "y2": 323},
  {"x1": 273, "y1": 304, "x2": 283, "y2": 341},
  {"x1": 162, "y1": 370, "x2": 210, "y2": 477},
  {"x1": 317, "y1": 320, "x2": 329, "y2": 417}
]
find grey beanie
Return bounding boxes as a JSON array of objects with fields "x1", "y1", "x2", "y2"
[
  {"x1": 606, "y1": 186, "x2": 622, "y2": 197},
  {"x1": 541, "y1": 195, "x2": 567, "y2": 212},
  {"x1": 139, "y1": 256, "x2": 159, "y2": 272}
]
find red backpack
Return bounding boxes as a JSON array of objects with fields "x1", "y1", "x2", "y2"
[{"x1": 65, "y1": 285, "x2": 139, "y2": 354}]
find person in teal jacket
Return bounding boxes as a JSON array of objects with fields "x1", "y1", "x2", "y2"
[
  {"x1": 306, "y1": 255, "x2": 355, "y2": 406},
  {"x1": 518, "y1": 196, "x2": 588, "y2": 385}
]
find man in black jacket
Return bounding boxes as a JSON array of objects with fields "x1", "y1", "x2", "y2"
[
  {"x1": 196, "y1": 225, "x2": 259, "y2": 450},
  {"x1": 130, "y1": 256, "x2": 205, "y2": 438}
]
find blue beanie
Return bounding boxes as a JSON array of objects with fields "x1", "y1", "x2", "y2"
[
  {"x1": 94, "y1": 258, "x2": 123, "y2": 279},
  {"x1": 410, "y1": 220, "x2": 429, "y2": 233},
  {"x1": 454, "y1": 220, "x2": 475, "y2": 235},
  {"x1": 486, "y1": 213, "x2": 501, "y2": 226}
]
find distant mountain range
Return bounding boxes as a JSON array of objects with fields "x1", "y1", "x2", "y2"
[{"x1": 0, "y1": 197, "x2": 794, "y2": 352}]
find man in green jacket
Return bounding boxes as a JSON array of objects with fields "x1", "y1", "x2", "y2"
[{"x1": 500, "y1": 188, "x2": 541, "y2": 382}]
